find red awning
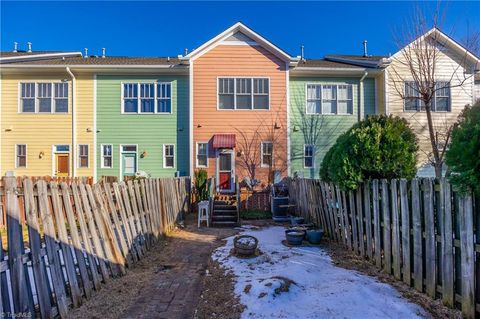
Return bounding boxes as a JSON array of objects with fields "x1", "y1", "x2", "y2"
[{"x1": 212, "y1": 134, "x2": 236, "y2": 149}]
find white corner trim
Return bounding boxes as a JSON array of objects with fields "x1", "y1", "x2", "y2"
[
  {"x1": 189, "y1": 61, "x2": 194, "y2": 177},
  {"x1": 93, "y1": 74, "x2": 97, "y2": 181},
  {"x1": 286, "y1": 62, "x2": 291, "y2": 177}
]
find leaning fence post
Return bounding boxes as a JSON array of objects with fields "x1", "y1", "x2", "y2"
[
  {"x1": 5, "y1": 176, "x2": 33, "y2": 315},
  {"x1": 459, "y1": 193, "x2": 475, "y2": 318}
]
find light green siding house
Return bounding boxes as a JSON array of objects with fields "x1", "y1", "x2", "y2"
[
  {"x1": 289, "y1": 61, "x2": 378, "y2": 178},
  {"x1": 96, "y1": 74, "x2": 189, "y2": 180}
]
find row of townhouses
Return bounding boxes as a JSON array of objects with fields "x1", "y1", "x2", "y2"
[{"x1": 1, "y1": 22, "x2": 479, "y2": 191}]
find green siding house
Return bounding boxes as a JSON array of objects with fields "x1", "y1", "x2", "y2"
[
  {"x1": 96, "y1": 74, "x2": 189, "y2": 180},
  {"x1": 289, "y1": 61, "x2": 378, "y2": 178}
]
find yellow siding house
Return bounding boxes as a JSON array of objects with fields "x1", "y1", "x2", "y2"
[{"x1": 0, "y1": 51, "x2": 95, "y2": 177}]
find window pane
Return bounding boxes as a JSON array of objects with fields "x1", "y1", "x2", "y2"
[
  {"x1": 338, "y1": 100, "x2": 353, "y2": 114},
  {"x1": 18, "y1": 157, "x2": 26, "y2": 167},
  {"x1": 322, "y1": 100, "x2": 336, "y2": 114},
  {"x1": 166, "y1": 157, "x2": 174, "y2": 168},
  {"x1": 122, "y1": 145, "x2": 137, "y2": 152},
  {"x1": 197, "y1": 155, "x2": 207, "y2": 167},
  {"x1": 55, "y1": 83, "x2": 68, "y2": 98},
  {"x1": 103, "y1": 145, "x2": 112, "y2": 156},
  {"x1": 253, "y1": 95, "x2": 269, "y2": 109},
  {"x1": 39, "y1": 98, "x2": 52, "y2": 112},
  {"x1": 405, "y1": 98, "x2": 417, "y2": 111},
  {"x1": 158, "y1": 99, "x2": 171, "y2": 113},
  {"x1": 435, "y1": 97, "x2": 449, "y2": 111},
  {"x1": 22, "y1": 99, "x2": 35, "y2": 112},
  {"x1": 304, "y1": 157, "x2": 313, "y2": 168},
  {"x1": 141, "y1": 99, "x2": 155, "y2": 113},
  {"x1": 80, "y1": 157, "x2": 88, "y2": 168},
  {"x1": 307, "y1": 85, "x2": 320, "y2": 100},
  {"x1": 124, "y1": 99, "x2": 138, "y2": 113},
  {"x1": 124, "y1": 83, "x2": 137, "y2": 98},
  {"x1": 56, "y1": 145, "x2": 69, "y2": 152},
  {"x1": 21, "y1": 83, "x2": 35, "y2": 98},
  {"x1": 236, "y1": 95, "x2": 252, "y2": 109},
  {"x1": 55, "y1": 99, "x2": 68, "y2": 113},
  {"x1": 219, "y1": 78, "x2": 234, "y2": 94},
  {"x1": 219, "y1": 95, "x2": 234, "y2": 109},
  {"x1": 103, "y1": 157, "x2": 112, "y2": 168},
  {"x1": 253, "y1": 79, "x2": 269, "y2": 94}
]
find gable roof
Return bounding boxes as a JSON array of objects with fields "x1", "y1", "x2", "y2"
[
  {"x1": 181, "y1": 22, "x2": 295, "y2": 63},
  {"x1": 391, "y1": 27, "x2": 480, "y2": 66}
]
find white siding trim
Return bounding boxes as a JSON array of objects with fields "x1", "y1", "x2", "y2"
[
  {"x1": 286, "y1": 62, "x2": 291, "y2": 176},
  {"x1": 189, "y1": 61, "x2": 194, "y2": 177},
  {"x1": 93, "y1": 74, "x2": 97, "y2": 181}
]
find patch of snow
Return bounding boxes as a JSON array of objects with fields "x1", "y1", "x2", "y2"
[
  {"x1": 237, "y1": 237, "x2": 257, "y2": 247},
  {"x1": 213, "y1": 226, "x2": 428, "y2": 319}
]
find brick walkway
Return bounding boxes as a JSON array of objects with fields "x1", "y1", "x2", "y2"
[{"x1": 68, "y1": 217, "x2": 237, "y2": 319}]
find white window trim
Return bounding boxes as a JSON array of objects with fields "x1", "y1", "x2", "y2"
[
  {"x1": 121, "y1": 82, "x2": 173, "y2": 115},
  {"x1": 15, "y1": 144, "x2": 27, "y2": 168},
  {"x1": 77, "y1": 144, "x2": 89, "y2": 169},
  {"x1": 196, "y1": 142, "x2": 209, "y2": 168},
  {"x1": 18, "y1": 81, "x2": 69, "y2": 114},
  {"x1": 304, "y1": 83, "x2": 354, "y2": 116},
  {"x1": 217, "y1": 76, "x2": 271, "y2": 111},
  {"x1": 163, "y1": 144, "x2": 175, "y2": 169},
  {"x1": 304, "y1": 144, "x2": 314, "y2": 169},
  {"x1": 261, "y1": 141, "x2": 273, "y2": 168},
  {"x1": 101, "y1": 144, "x2": 113, "y2": 169},
  {"x1": 403, "y1": 80, "x2": 451, "y2": 113}
]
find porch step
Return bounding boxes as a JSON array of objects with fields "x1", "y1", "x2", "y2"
[
  {"x1": 212, "y1": 215, "x2": 238, "y2": 221},
  {"x1": 210, "y1": 192, "x2": 239, "y2": 227},
  {"x1": 213, "y1": 210, "x2": 237, "y2": 216},
  {"x1": 211, "y1": 220, "x2": 238, "y2": 227}
]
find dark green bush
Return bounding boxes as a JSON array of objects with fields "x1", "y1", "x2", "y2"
[
  {"x1": 446, "y1": 103, "x2": 480, "y2": 194},
  {"x1": 194, "y1": 169, "x2": 209, "y2": 202},
  {"x1": 320, "y1": 115, "x2": 418, "y2": 191}
]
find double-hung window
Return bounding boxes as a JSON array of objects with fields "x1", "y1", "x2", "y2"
[
  {"x1": 337, "y1": 85, "x2": 353, "y2": 114},
  {"x1": 434, "y1": 81, "x2": 450, "y2": 112},
  {"x1": 306, "y1": 85, "x2": 321, "y2": 114},
  {"x1": 218, "y1": 77, "x2": 269, "y2": 110},
  {"x1": 218, "y1": 78, "x2": 235, "y2": 109},
  {"x1": 304, "y1": 145, "x2": 314, "y2": 168},
  {"x1": 16, "y1": 144, "x2": 27, "y2": 168},
  {"x1": 322, "y1": 85, "x2": 337, "y2": 114},
  {"x1": 101, "y1": 144, "x2": 113, "y2": 168},
  {"x1": 196, "y1": 142, "x2": 208, "y2": 168},
  {"x1": 54, "y1": 83, "x2": 68, "y2": 113},
  {"x1": 305, "y1": 84, "x2": 353, "y2": 115},
  {"x1": 140, "y1": 83, "x2": 155, "y2": 113},
  {"x1": 123, "y1": 82, "x2": 172, "y2": 113},
  {"x1": 253, "y1": 78, "x2": 269, "y2": 109},
  {"x1": 123, "y1": 83, "x2": 139, "y2": 113},
  {"x1": 20, "y1": 82, "x2": 69, "y2": 113},
  {"x1": 404, "y1": 81, "x2": 450, "y2": 112},
  {"x1": 21, "y1": 83, "x2": 35, "y2": 112},
  {"x1": 261, "y1": 141, "x2": 273, "y2": 167},
  {"x1": 157, "y1": 82, "x2": 172, "y2": 113},
  {"x1": 163, "y1": 144, "x2": 175, "y2": 168},
  {"x1": 78, "y1": 145, "x2": 89, "y2": 168},
  {"x1": 38, "y1": 83, "x2": 52, "y2": 113}
]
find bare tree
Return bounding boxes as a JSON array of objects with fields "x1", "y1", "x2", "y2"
[
  {"x1": 235, "y1": 112, "x2": 287, "y2": 186},
  {"x1": 389, "y1": 6, "x2": 479, "y2": 178}
]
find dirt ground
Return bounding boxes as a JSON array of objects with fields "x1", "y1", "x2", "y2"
[
  {"x1": 68, "y1": 215, "x2": 237, "y2": 319},
  {"x1": 68, "y1": 218, "x2": 461, "y2": 319}
]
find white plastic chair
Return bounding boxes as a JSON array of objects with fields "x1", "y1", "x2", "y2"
[{"x1": 198, "y1": 200, "x2": 210, "y2": 227}]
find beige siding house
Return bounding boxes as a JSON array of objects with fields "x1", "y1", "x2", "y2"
[{"x1": 385, "y1": 28, "x2": 479, "y2": 176}]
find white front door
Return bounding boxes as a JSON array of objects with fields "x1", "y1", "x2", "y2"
[{"x1": 216, "y1": 149, "x2": 235, "y2": 193}]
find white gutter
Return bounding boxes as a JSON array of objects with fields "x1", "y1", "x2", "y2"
[
  {"x1": 66, "y1": 67, "x2": 76, "y2": 177},
  {"x1": 359, "y1": 71, "x2": 368, "y2": 121}
]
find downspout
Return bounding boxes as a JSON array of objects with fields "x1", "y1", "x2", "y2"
[
  {"x1": 358, "y1": 71, "x2": 368, "y2": 122},
  {"x1": 66, "y1": 67, "x2": 76, "y2": 177}
]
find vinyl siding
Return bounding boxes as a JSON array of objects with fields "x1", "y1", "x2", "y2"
[
  {"x1": 96, "y1": 75, "x2": 189, "y2": 179},
  {"x1": 0, "y1": 72, "x2": 94, "y2": 177},
  {"x1": 289, "y1": 77, "x2": 376, "y2": 178},
  {"x1": 386, "y1": 43, "x2": 476, "y2": 167},
  {"x1": 192, "y1": 44, "x2": 288, "y2": 184}
]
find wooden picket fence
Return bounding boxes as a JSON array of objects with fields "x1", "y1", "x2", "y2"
[
  {"x1": 288, "y1": 178, "x2": 479, "y2": 319},
  {"x1": 0, "y1": 176, "x2": 190, "y2": 318}
]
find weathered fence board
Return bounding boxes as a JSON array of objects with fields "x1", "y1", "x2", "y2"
[
  {"x1": 0, "y1": 176, "x2": 190, "y2": 318},
  {"x1": 288, "y1": 177, "x2": 478, "y2": 318}
]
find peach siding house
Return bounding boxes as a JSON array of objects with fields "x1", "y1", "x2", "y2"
[{"x1": 183, "y1": 23, "x2": 297, "y2": 192}]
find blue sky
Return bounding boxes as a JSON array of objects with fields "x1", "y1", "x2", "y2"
[{"x1": 1, "y1": 1, "x2": 479, "y2": 58}]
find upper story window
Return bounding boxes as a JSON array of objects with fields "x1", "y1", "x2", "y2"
[
  {"x1": 218, "y1": 77, "x2": 269, "y2": 110},
  {"x1": 306, "y1": 84, "x2": 353, "y2": 115},
  {"x1": 122, "y1": 82, "x2": 172, "y2": 114},
  {"x1": 20, "y1": 82, "x2": 68, "y2": 113},
  {"x1": 404, "y1": 81, "x2": 451, "y2": 112}
]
